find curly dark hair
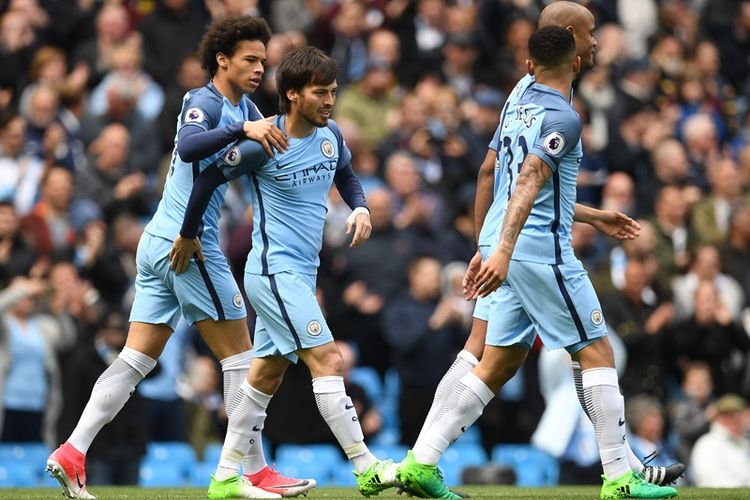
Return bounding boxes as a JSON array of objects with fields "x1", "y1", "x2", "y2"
[
  {"x1": 197, "y1": 16, "x2": 272, "y2": 77},
  {"x1": 528, "y1": 26, "x2": 576, "y2": 69},
  {"x1": 276, "y1": 47, "x2": 338, "y2": 113}
]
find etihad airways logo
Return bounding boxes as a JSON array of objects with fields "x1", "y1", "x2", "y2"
[{"x1": 274, "y1": 160, "x2": 338, "y2": 187}]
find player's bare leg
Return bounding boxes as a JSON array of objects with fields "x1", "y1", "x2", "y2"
[{"x1": 47, "y1": 322, "x2": 169, "y2": 499}]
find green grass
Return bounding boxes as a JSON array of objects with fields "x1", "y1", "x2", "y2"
[{"x1": 3, "y1": 486, "x2": 750, "y2": 499}]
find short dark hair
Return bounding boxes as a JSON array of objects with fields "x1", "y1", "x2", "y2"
[
  {"x1": 528, "y1": 26, "x2": 576, "y2": 68},
  {"x1": 197, "y1": 16, "x2": 271, "y2": 77},
  {"x1": 276, "y1": 47, "x2": 339, "y2": 113}
]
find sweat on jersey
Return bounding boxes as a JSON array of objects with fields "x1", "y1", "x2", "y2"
[
  {"x1": 145, "y1": 81, "x2": 263, "y2": 249},
  {"x1": 478, "y1": 80, "x2": 582, "y2": 265},
  {"x1": 180, "y1": 116, "x2": 367, "y2": 276}
]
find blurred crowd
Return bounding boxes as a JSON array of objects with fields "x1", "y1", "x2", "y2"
[{"x1": 1, "y1": 0, "x2": 749, "y2": 488}]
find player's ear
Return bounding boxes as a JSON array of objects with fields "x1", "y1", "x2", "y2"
[
  {"x1": 526, "y1": 59, "x2": 534, "y2": 76},
  {"x1": 286, "y1": 89, "x2": 298, "y2": 105},
  {"x1": 573, "y1": 55, "x2": 582, "y2": 74},
  {"x1": 216, "y1": 52, "x2": 228, "y2": 70}
]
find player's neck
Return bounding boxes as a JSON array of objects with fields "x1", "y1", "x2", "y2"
[
  {"x1": 535, "y1": 74, "x2": 573, "y2": 99},
  {"x1": 284, "y1": 112, "x2": 316, "y2": 138},
  {"x1": 212, "y1": 75, "x2": 242, "y2": 106}
]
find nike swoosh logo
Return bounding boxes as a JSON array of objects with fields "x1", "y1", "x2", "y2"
[
  {"x1": 75, "y1": 467, "x2": 84, "y2": 489},
  {"x1": 345, "y1": 403, "x2": 355, "y2": 410},
  {"x1": 461, "y1": 426, "x2": 466, "y2": 433},
  {"x1": 276, "y1": 163, "x2": 291, "y2": 170},
  {"x1": 618, "y1": 418, "x2": 625, "y2": 427},
  {"x1": 252, "y1": 425, "x2": 262, "y2": 431}
]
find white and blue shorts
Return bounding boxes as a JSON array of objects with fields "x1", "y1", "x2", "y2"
[
  {"x1": 487, "y1": 259, "x2": 606, "y2": 354},
  {"x1": 129, "y1": 232, "x2": 246, "y2": 330},
  {"x1": 245, "y1": 271, "x2": 333, "y2": 363}
]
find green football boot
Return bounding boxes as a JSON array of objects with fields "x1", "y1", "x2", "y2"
[
  {"x1": 395, "y1": 451, "x2": 462, "y2": 499},
  {"x1": 207, "y1": 474, "x2": 281, "y2": 499},
  {"x1": 600, "y1": 470, "x2": 678, "y2": 499},
  {"x1": 355, "y1": 459, "x2": 397, "y2": 497}
]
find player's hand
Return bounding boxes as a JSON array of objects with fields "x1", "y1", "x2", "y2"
[
  {"x1": 169, "y1": 235, "x2": 205, "y2": 274},
  {"x1": 472, "y1": 250, "x2": 510, "y2": 299},
  {"x1": 463, "y1": 250, "x2": 482, "y2": 300},
  {"x1": 590, "y1": 210, "x2": 641, "y2": 240},
  {"x1": 346, "y1": 209, "x2": 371, "y2": 247},
  {"x1": 243, "y1": 116, "x2": 288, "y2": 157}
]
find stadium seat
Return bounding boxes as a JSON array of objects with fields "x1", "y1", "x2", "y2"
[
  {"x1": 202, "y1": 443, "x2": 223, "y2": 465},
  {"x1": 189, "y1": 461, "x2": 216, "y2": 487},
  {"x1": 349, "y1": 366, "x2": 383, "y2": 402},
  {"x1": 439, "y1": 443, "x2": 488, "y2": 486},
  {"x1": 140, "y1": 461, "x2": 187, "y2": 487},
  {"x1": 368, "y1": 444, "x2": 407, "y2": 463},
  {"x1": 0, "y1": 442, "x2": 50, "y2": 468},
  {"x1": 491, "y1": 444, "x2": 559, "y2": 486},
  {"x1": 145, "y1": 442, "x2": 197, "y2": 474},
  {"x1": 331, "y1": 461, "x2": 357, "y2": 487},
  {"x1": 0, "y1": 460, "x2": 41, "y2": 487},
  {"x1": 453, "y1": 424, "x2": 481, "y2": 445},
  {"x1": 275, "y1": 444, "x2": 344, "y2": 486}
]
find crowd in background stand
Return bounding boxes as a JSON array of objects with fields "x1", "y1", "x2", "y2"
[{"x1": 0, "y1": 0, "x2": 749, "y2": 488}]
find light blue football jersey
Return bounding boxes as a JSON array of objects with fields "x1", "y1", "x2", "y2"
[
  {"x1": 481, "y1": 74, "x2": 534, "y2": 254},
  {"x1": 215, "y1": 116, "x2": 353, "y2": 275},
  {"x1": 478, "y1": 81, "x2": 583, "y2": 265},
  {"x1": 145, "y1": 82, "x2": 263, "y2": 248}
]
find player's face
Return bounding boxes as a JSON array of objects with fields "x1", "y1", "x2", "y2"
[
  {"x1": 294, "y1": 81, "x2": 338, "y2": 128},
  {"x1": 221, "y1": 39, "x2": 267, "y2": 94},
  {"x1": 572, "y1": 12, "x2": 597, "y2": 69}
]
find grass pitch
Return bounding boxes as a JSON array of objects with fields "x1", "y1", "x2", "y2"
[{"x1": 3, "y1": 486, "x2": 750, "y2": 499}]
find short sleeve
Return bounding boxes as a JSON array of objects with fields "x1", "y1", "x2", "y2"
[
  {"x1": 180, "y1": 92, "x2": 221, "y2": 131},
  {"x1": 488, "y1": 124, "x2": 502, "y2": 151},
  {"x1": 216, "y1": 139, "x2": 268, "y2": 180},
  {"x1": 326, "y1": 120, "x2": 352, "y2": 170},
  {"x1": 529, "y1": 108, "x2": 581, "y2": 171}
]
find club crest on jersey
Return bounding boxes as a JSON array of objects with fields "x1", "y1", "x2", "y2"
[
  {"x1": 307, "y1": 320, "x2": 322, "y2": 336},
  {"x1": 543, "y1": 132, "x2": 565, "y2": 155},
  {"x1": 185, "y1": 107, "x2": 204, "y2": 123},
  {"x1": 591, "y1": 309, "x2": 603, "y2": 326},
  {"x1": 320, "y1": 139, "x2": 335, "y2": 158},
  {"x1": 224, "y1": 146, "x2": 241, "y2": 166},
  {"x1": 232, "y1": 293, "x2": 244, "y2": 309}
]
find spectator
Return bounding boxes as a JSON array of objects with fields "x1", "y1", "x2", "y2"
[
  {"x1": 682, "y1": 113, "x2": 719, "y2": 191},
  {"x1": 180, "y1": 356, "x2": 225, "y2": 460},
  {"x1": 0, "y1": 9, "x2": 39, "y2": 96},
  {"x1": 88, "y1": 44, "x2": 165, "y2": 121},
  {"x1": 384, "y1": 151, "x2": 445, "y2": 237},
  {"x1": 602, "y1": 260, "x2": 673, "y2": 398},
  {"x1": 671, "y1": 244, "x2": 745, "y2": 322},
  {"x1": 74, "y1": 123, "x2": 152, "y2": 223},
  {"x1": 0, "y1": 112, "x2": 45, "y2": 215},
  {"x1": 137, "y1": 0, "x2": 206, "y2": 90},
  {"x1": 0, "y1": 200, "x2": 35, "y2": 287},
  {"x1": 690, "y1": 157, "x2": 750, "y2": 245},
  {"x1": 625, "y1": 395, "x2": 681, "y2": 480},
  {"x1": 331, "y1": 189, "x2": 416, "y2": 374},
  {"x1": 382, "y1": 255, "x2": 466, "y2": 445},
  {"x1": 718, "y1": 205, "x2": 750, "y2": 305},
  {"x1": 668, "y1": 280, "x2": 750, "y2": 395},
  {"x1": 650, "y1": 184, "x2": 695, "y2": 282},
  {"x1": 0, "y1": 276, "x2": 76, "y2": 445},
  {"x1": 72, "y1": 3, "x2": 141, "y2": 90},
  {"x1": 20, "y1": 166, "x2": 76, "y2": 258},
  {"x1": 669, "y1": 361, "x2": 713, "y2": 464},
  {"x1": 690, "y1": 394, "x2": 750, "y2": 487},
  {"x1": 334, "y1": 56, "x2": 400, "y2": 150}
]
